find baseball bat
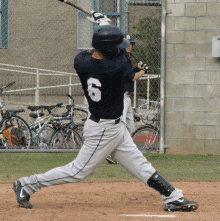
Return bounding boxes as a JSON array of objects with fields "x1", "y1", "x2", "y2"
[
  {"x1": 130, "y1": 53, "x2": 150, "y2": 73},
  {"x1": 130, "y1": 52, "x2": 140, "y2": 62},
  {"x1": 58, "y1": 0, "x2": 91, "y2": 16}
]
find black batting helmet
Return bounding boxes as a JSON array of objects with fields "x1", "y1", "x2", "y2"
[
  {"x1": 92, "y1": 25, "x2": 129, "y2": 59},
  {"x1": 124, "y1": 33, "x2": 135, "y2": 46}
]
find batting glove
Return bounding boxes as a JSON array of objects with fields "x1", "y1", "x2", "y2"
[
  {"x1": 87, "y1": 11, "x2": 111, "y2": 26},
  {"x1": 137, "y1": 61, "x2": 143, "y2": 69},
  {"x1": 138, "y1": 61, "x2": 149, "y2": 73}
]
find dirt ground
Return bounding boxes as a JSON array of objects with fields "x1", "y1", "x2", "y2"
[{"x1": 1, "y1": 181, "x2": 219, "y2": 221}]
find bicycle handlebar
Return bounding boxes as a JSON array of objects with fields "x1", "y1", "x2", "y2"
[
  {"x1": 0, "y1": 81, "x2": 15, "y2": 93},
  {"x1": 67, "y1": 94, "x2": 75, "y2": 105}
]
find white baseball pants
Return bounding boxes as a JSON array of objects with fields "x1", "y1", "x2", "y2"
[
  {"x1": 20, "y1": 117, "x2": 183, "y2": 203},
  {"x1": 122, "y1": 92, "x2": 134, "y2": 134}
]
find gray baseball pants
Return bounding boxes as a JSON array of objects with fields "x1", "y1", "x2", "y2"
[
  {"x1": 19, "y1": 117, "x2": 183, "y2": 203},
  {"x1": 122, "y1": 91, "x2": 134, "y2": 134}
]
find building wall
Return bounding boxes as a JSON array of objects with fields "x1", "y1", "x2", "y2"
[
  {"x1": 0, "y1": 0, "x2": 85, "y2": 105},
  {"x1": 0, "y1": 0, "x2": 78, "y2": 72},
  {"x1": 165, "y1": 0, "x2": 220, "y2": 154}
]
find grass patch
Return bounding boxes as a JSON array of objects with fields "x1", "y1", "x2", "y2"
[{"x1": 0, "y1": 153, "x2": 219, "y2": 183}]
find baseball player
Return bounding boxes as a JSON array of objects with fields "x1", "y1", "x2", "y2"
[
  {"x1": 13, "y1": 13, "x2": 198, "y2": 212},
  {"x1": 106, "y1": 34, "x2": 147, "y2": 164},
  {"x1": 122, "y1": 33, "x2": 148, "y2": 134}
]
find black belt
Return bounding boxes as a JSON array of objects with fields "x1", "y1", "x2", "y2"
[{"x1": 89, "y1": 115, "x2": 120, "y2": 124}]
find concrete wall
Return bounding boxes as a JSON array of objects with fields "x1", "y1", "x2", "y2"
[
  {"x1": 0, "y1": 0, "x2": 78, "y2": 72},
  {"x1": 165, "y1": 0, "x2": 220, "y2": 154}
]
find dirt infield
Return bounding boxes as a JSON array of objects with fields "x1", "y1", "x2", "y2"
[{"x1": 1, "y1": 181, "x2": 219, "y2": 221}]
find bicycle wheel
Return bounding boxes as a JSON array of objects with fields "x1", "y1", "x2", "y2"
[
  {"x1": 0, "y1": 116, "x2": 32, "y2": 149},
  {"x1": 131, "y1": 125, "x2": 159, "y2": 153},
  {"x1": 49, "y1": 127, "x2": 83, "y2": 150},
  {"x1": 72, "y1": 108, "x2": 88, "y2": 125},
  {"x1": 72, "y1": 124, "x2": 84, "y2": 140},
  {"x1": 31, "y1": 125, "x2": 54, "y2": 149}
]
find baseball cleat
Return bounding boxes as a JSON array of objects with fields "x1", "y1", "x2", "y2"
[
  {"x1": 164, "y1": 197, "x2": 198, "y2": 212},
  {"x1": 106, "y1": 155, "x2": 118, "y2": 164},
  {"x1": 13, "y1": 180, "x2": 33, "y2": 209}
]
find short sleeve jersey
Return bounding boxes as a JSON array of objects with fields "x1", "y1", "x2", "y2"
[{"x1": 74, "y1": 50, "x2": 133, "y2": 119}]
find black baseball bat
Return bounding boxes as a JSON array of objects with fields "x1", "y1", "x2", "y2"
[
  {"x1": 130, "y1": 52, "x2": 140, "y2": 62},
  {"x1": 130, "y1": 53, "x2": 150, "y2": 73},
  {"x1": 58, "y1": 0, "x2": 91, "y2": 16}
]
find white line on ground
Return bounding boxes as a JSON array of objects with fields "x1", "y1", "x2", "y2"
[{"x1": 120, "y1": 214, "x2": 176, "y2": 218}]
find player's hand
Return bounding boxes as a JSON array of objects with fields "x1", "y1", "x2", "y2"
[
  {"x1": 137, "y1": 61, "x2": 143, "y2": 69},
  {"x1": 138, "y1": 61, "x2": 149, "y2": 73},
  {"x1": 142, "y1": 64, "x2": 149, "y2": 73},
  {"x1": 87, "y1": 11, "x2": 111, "y2": 26}
]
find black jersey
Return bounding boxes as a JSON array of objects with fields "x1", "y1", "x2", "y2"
[
  {"x1": 74, "y1": 50, "x2": 133, "y2": 119},
  {"x1": 123, "y1": 52, "x2": 135, "y2": 92}
]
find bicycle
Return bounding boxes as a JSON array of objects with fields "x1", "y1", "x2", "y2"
[
  {"x1": 27, "y1": 102, "x2": 63, "y2": 149},
  {"x1": 49, "y1": 94, "x2": 88, "y2": 149},
  {"x1": 131, "y1": 99, "x2": 160, "y2": 153},
  {"x1": 28, "y1": 94, "x2": 88, "y2": 150},
  {"x1": 65, "y1": 94, "x2": 88, "y2": 137},
  {"x1": 0, "y1": 82, "x2": 32, "y2": 149}
]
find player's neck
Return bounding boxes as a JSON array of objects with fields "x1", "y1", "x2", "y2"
[{"x1": 92, "y1": 50, "x2": 104, "y2": 59}]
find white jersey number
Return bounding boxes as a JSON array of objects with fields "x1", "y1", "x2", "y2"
[{"x1": 87, "y1": 77, "x2": 101, "y2": 102}]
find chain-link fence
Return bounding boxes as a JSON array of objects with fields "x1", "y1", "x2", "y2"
[
  {"x1": 0, "y1": 0, "x2": 8, "y2": 49},
  {"x1": 77, "y1": 0, "x2": 161, "y2": 124},
  {"x1": 1, "y1": 0, "x2": 161, "y2": 109},
  {"x1": 126, "y1": 1, "x2": 161, "y2": 129},
  {"x1": 0, "y1": 0, "x2": 161, "y2": 151}
]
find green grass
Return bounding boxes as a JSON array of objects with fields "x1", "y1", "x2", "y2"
[{"x1": 0, "y1": 153, "x2": 219, "y2": 183}]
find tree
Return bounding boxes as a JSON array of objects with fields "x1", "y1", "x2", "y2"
[{"x1": 131, "y1": 16, "x2": 161, "y2": 101}]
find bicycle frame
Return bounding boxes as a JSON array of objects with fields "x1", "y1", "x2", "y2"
[{"x1": 28, "y1": 112, "x2": 53, "y2": 147}]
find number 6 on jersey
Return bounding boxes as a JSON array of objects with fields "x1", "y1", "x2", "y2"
[{"x1": 87, "y1": 77, "x2": 101, "y2": 102}]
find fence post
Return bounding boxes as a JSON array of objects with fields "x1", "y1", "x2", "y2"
[
  {"x1": 120, "y1": 0, "x2": 129, "y2": 33},
  {"x1": 147, "y1": 78, "x2": 150, "y2": 109},
  {"x1": 35, "y1": 69, "x2": 39, "y2": 105},
  {"x1": 1, "y1": 0, "x2": 8, "y2": 49},
  {"x1": 159, "y1": 1, "x2": 166, "y2": 154}
]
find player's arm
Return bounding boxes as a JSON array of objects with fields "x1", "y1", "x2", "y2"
[
  {"x1": 133, "y1": 70, "x2": 145, "y2": 81},
  {"x1": 132, "y1": 61, "x2": 149, "y2": 80}
]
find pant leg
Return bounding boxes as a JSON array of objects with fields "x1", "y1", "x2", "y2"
[
  {"x1": 126, "y1": 100, "x2": 134, "y2": 134},
  {"x1": 113, "y1": 127, "x2": 156, "y2": 182},
  {"x1": 122, "y1": 93, "x2": 134, "y2": 134},
  {"x1": 20, "y1": 119, "x2": 125, "y2": 195},
  {"x1": 113, "y1": 126, "x2": 183, "y2": 203}
]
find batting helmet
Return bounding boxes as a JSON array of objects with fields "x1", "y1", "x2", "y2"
[
  {"x1": 92, "y1": 25, "x2": 130, "y2": 59},
  {"x1": 124, "y1": 33, "x2": 135, "y2": 46}
]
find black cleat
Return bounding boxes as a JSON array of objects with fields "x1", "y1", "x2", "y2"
[
  {"x1": 13, "y1": 180, "x2": 33, "y2": 209},
  {"x1": 164, "y1": 197, "x2": 198, "y2": 212}
]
